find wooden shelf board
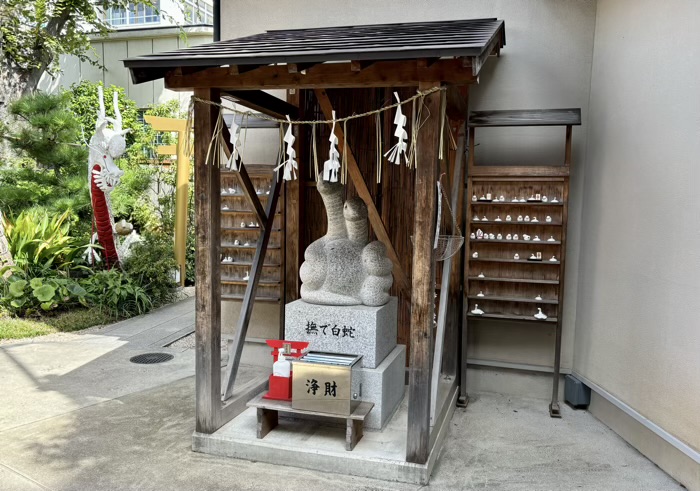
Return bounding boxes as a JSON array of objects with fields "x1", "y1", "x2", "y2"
[
  {"x1": 471, "y1": 201, "x2": 563, "y2": 206},
  {"x1": 468, "y1": 108, "x2": 582, "y2": 127},
  {"x1": 470, "y1": 239, "x2": 561, "y2": 245},
  {"x1": 221, "y1": 227, "x2": 281, "y2": 232},
  {"x1": 470, "y1": 220, "x2": 561, "y2": 226},
  {"x1": 221, "y1": 244, "x2": 281, "y2": 250},
  {"x1": 467, "y1": 295, "x2": 559, "y2": 305},
  {"x1": 221, "y1": 261, "x2": 281, "y2": 267},
  {"x1": 467, "y1": 312, "x2": 558, "y2": 323},
  {"x1": 221, "y1": 210, "x2": 281, "y2": 215},
  {"x1": 221, "y1": 278, "x2": 280, "y2": 285},
  {"x1": 467, "y1": 276, "x2": 559, "y2": 285},
  {"x1": 470, "y1": 258, "x2": 561, "y2": 265},
  {"x1": 221, "y1": 193, "x2": 271, "y2": 198},
  {"x1": 222, "y1": 294, "x2": 280, "y2": 303}
]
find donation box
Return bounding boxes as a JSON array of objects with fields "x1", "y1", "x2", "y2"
[{"x1": 292, "y1": 352, "x2": 362, "y2": 415}]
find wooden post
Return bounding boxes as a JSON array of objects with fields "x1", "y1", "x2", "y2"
[
  {"x1": 285, "y1": 89, "x2": 302, "y2": 304},
  {"x1": 406, "y1": 82, "x2": 442, "y2": 464},
  {"x1": 193, "y1": 88, "x2": 222, "y2": 433}
]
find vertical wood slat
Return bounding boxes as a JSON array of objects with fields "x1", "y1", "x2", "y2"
[
  {"x1": 285, "y1": 89, "x2": 302, "y2": 304},
  {"x1": 194, "y1": 88, "x2": 222, "y2": 434},
  {"x1": 406, "y1": 82, "x2": 442, "y2": 464},
  {"x1": 222, "y1": 168, "x2": 283, "y2": 400}
]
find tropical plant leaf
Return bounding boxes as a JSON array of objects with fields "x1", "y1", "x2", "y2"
[
  {"x1": 8, "y1": 280, "x2": 27, "y2": 297},
  {"x1": 32, "y1": 283, "x2": 56, "y2": 302}
]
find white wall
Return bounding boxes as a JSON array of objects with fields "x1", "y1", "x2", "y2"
[
  {"x1": 221, "y1": 0, "x2": 597, "y2": 374},
  {"x1": 575, "y1": 0, "x2": 700, "y2": 472},
  {"x1": 39, "y1": 27, "x2": 213, "y2": 108}
]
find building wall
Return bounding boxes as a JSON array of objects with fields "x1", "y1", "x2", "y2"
[
  {"x1": 574, "y1": 0, "x2": 700, "y2": 473},
  {"x1": 39, "y1": 26, "x2": 213, "y2": 108},
  {"x1": 220, "y1": 0, "x2": 597, "y2": 376}
]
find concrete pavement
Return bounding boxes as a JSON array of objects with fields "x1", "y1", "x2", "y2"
[{"x1": 0, "y1": 298, "x2": 683, "y2": 490}]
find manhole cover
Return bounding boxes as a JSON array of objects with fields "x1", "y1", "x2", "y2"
[{"x1": 130, "y1": 353, "x2": 174, "y2": 364}]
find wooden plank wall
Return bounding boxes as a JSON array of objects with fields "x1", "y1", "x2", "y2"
[{"x1": 298, "y1": 88, "x2": 417, "y2": 361}]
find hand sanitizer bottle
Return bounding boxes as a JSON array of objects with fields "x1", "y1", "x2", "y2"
[{"x1": 273, "y1": 348, "x2": 291, "y2": 378}]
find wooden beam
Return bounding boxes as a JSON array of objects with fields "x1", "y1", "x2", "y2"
[
  {"x1": 222, "y1": 168, "x2": 282, "y2": 400},
  {"x1": 229, "y1": 64, "x2": 264, "y2": 75},
  {"x1": 471, "y1": 33, "x2": 501, "y2": 77},
  {"x1": 314, "y1": 88, "x2": 410, "y2": 294},
  {"x1": 222, "y1": 90, "x2": 299, "y2": 119},
  {"x1": 287, "y1": 62, "x2": 317, "y2": 73},
  {"x1": 446, "y1": 86, "x2": 468, "y2": 120},
  {"x1": 417, "y1": 58, "x2": 439, "y2": 69},
  {"x1": 193, "y1": 88, "x2": 222, "y2": 434},
  {"x1": 350, "y1": 60, "x2": 375, "y2": 72},
  {"x1": 166, "y1": 59, "x2": 477, "y2": 91},
  {"x1": 406, "y1": 82, "x2": 442, "y2": 464}
]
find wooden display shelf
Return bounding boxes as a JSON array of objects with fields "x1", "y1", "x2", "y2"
[
  {"x1": 470, "y1": 239, "x2": 561, "y2": 245},
  {"x1": 467, "y1": 294, "x2": 559, "y2": 304},
  {"x1": 221, "y1": 209, "x2": 281, "y2": 215},
  {"x1": 467, "y1": 312, "x2": 558, "y2": 323},
  {"x1": 470, "y1": 220, "x2": 561, "y2": 226},
  {"x1": 222, "y1": 293, "x2": 280, "y2": 303},
  {"x1": 471, "y1": 201, "x2": 563, "y2": 206},
  {"x1": 220, "y1": 261, "x2": 281, "y2": 267},
  {"x1": 467, "y1": 276, "x2": 559, "y2": 285},
  {"x1": 470, "y1": 257, "x2": 561, "y2": 265}
]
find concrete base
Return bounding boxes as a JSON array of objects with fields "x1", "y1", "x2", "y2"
[
  {"x1": 284, "y1": 298, "x2": 397, "y2": 368},
  {"x1": 357, "y1": 344, "x2": 405, "y2": 430},
  {"x1": 192, "y1": 386, "x2": 458, "y2": 485}
]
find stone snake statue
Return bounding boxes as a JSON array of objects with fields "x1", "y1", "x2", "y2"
[{"x1": 299, "y1": 179, "x2": 393, "y2": 306}]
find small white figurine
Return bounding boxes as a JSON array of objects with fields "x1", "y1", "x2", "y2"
[
  {"x1": 547, "y1": 236, "x2": 556, "y2": 242},
  {"x1": 513, "y1": 234, "x2": 519, "y2": 240},
  {"x1": 552, "y1": 197, "x2": 559, "y2": 203},
  {"x1": 550, "y1": 255, "x2": 558, "y2": 262},
  {"x1": 533, "y1": 235, "x2": 541, "y2": 241},
  {"x1": 542, "y1": 196, "x2": 548, "y2": 202},
  {"x1": 478, "y1": 272, "x2": 485, "y2": 278},
  {"x1": 472, "y1": 195, "x2": 477, "y2": 201},
  {"x1": 488, "y1": 233, "x2": 495, "y2": 239},
  {"x1": 546, "y1": 216, "x2": 552, "y2": 223},
  {"x1": 535, "y1": 294, "x2": 543, "y2": 300},
  {"x1": 234, "y1": 239, "x2": 240, "y2": 245},
  {"x1": 480, "y1": 194, "x2": 487, "y2": 201},
  {"x1": 506, "y1": 215, "x2": 512, "y2": 221},
  {"x1": 517, "y1": 215, "x2": 524, "y2": 222},
  {"x1": 482, "y1": 216, "x2": 488, "y2": 221},
  {"x1": 476, "y1": 229, "x2": 484, "y2": 239},
  {"x1": 531, "y1": 216, "x2": 539, "y2": 223},
  {"x1": 477, "y1": 291, "x2": 485, "y2": 297},
  {"x1": 470, "y1": 232, "x2": 476, "y2": 239},
  {"x1": 249, "y1": 221, "x2": 256, "y2": 227},
  {"x1": 471, "y1": 304, "x2": 484, "y2": 315},
  {"x1": 523, "y1": 234, "x2": 531, "y2": 241},
  {"x1": 243, "y1": 271, "x2": 250, "y2": 280},
  {"x1": 244, "y1": 241, "x2": 250, "y2": 246},
  {"x1": 473, "y1": 215, "x2": 480, "y2": 222},
  {"x1": 499, "y1": 195, "x2": 505, "y2": 201},
  {"x1": 511, "y1": 197, "x2": 519, "y2": 203},
  {"x1": 472, "y1": 251, "x2": 479, "y2": 258},
  {"x1": 529, "y1": 253, "x2": 538, "y2": 260},
  {"x1": 514, "y1": 253, "x2": 520, "y2": 260},
  {"x1": 486, "y1": 192, "x2": 492, "y2": 200},
  {"x1": 240, "y1": 221, "x2": 246, "y2": 228},
  {"x1": 495, "y1": 216, "x2": 502, "y2": 222},
  {"x1": 534, "y1": 308, "x2": 548, "y2": 320},
  {"x1": 519, "y1": 197, "x2": 526, "y2": 203},
  {"x1": 496, "y1": 233, "x2": 503, "y2": 240},
  {"x1": 524, "y1": 215, "x2": 530, "y2": 222},
  {"x1": 506, "y1": 234, "x2": 512, "y2": 240},
  {"x1": 222, "y1": 204, "x2": 230, "y2": 210}
]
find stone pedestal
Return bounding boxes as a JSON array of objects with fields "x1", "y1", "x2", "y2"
[
  {"x1": 284, "y1": 298, "x2": 397, "y2": 369},
  {"x1": 356, "y1": 344, "x2": 405, "y2": 430}
]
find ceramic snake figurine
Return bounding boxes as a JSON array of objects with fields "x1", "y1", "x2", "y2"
[
  {"x1": 86, "y1": 87, "x2": 139, "y2": 268},
  {"x1": 299, "y1": 178, "x2": 393, "y2": 306}
]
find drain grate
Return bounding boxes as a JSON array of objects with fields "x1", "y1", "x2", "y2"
[{"x1": 130, "y1": 352, "x2": 174, "y2": 364}]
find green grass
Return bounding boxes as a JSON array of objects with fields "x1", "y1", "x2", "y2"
[{"x1": 0, "y1": 308, "x2": 113, "y2": 341}]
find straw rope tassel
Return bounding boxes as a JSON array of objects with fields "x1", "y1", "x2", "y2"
[
  {"x1": 312, "y1": 124, "x2": 319, "y2": 180},
  {"x1": 342, "y1": 119, "x2": 348, "y2": 185}
]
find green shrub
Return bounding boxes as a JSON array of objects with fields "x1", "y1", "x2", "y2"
[
  {"x1": 122, "y1": 233, "x2": 178, "y2": 307},
  {"x1": 81, "y1": 270, "x2": 152, "y2": 319},
  {"x1": 2, "y1": 209, "x2": 91, "y2": 276},
  {"x1": 0, "y1": 274, "x2": 89, "y2": 316},
  {"x1": 0, "y1": 308, "x2": 112, "y2": 341}
]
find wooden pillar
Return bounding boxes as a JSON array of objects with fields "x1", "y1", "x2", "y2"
[
  {"x1": 284, "y1": 88, "x2": 302, "y2": 306},
  {"x1": 194, "y1": 88, "x2": 222, "y2": 433},
  {"x1": 406, "y1": 82, "x2": 442, "y2": 464}
]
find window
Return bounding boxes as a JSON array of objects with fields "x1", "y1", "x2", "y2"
[
  {"x1": 106, "y1": 2, "x2": 160, "y2": 27},
  {"x1": 184, "y1": 0, "x2": 213, "y2": 25}
]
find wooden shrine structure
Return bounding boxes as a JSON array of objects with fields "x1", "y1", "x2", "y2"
[{"x1": 124, "y1": 18, "x2": 506, "y2": 465}]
